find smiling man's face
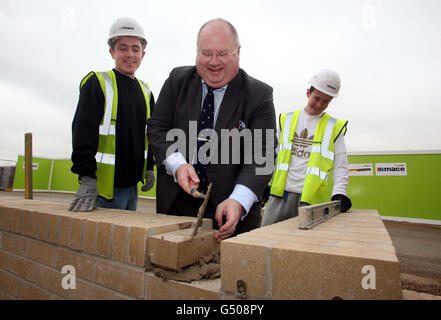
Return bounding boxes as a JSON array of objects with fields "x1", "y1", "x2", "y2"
[
  {"x1": 196, "y1": 20, "x2": 240, "y2": 88},
  {"x1": 110, "y1": 36, "x2": 145, "y2": 79}
]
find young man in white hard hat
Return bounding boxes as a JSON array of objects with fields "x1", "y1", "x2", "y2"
[
  {"x1": 69, "y1": 17, "x2": 156, "y2": 212},
  {"x1": 261, "y1": 69, "x2": 351, "y2": 226}
]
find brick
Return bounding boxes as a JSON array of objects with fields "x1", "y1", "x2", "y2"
[
  {"x1": 36, "y1": 212, "x2": 50, "y2": 241},
  {"x1": 35, "y1": 265, "x2": 69, "y2": 298},
  {"x1": 0, "y1": 250, "x2": 11, "y2": 270},
  {"x1": 148, "y1": 228, "x2": 219, "y2": 270},
  {"x1": 55, "y1": 248, "x2": 95, "y2": 281},
  {"x1": 47, "y1": 213, "x2": 60, "y2": 244},
  {"x1": 0, "y1": 269, "x2": 20, "y2": 297},
  {"x1": 69, "y1": 218, "x2": 83, "y2": 250},
  {"x1": 27, "y1": 239, "x2": 57, "y2": 267},
  {"x1": 94, "y1": 260, "x2": 145, "y2": 299},
  {"x1": 0, "y1": 206, "x2": 6, "y2": 230},
  {"x1": 20, "y1": 282, "x2": 52, "y2": 300},
  {"x1": 221, "y1": 238, "x2": 269, "y2": 299},
  {"x1": 10, "y1": 255, "x2": 38, "y2": 282},
  {"x1": 111, "y1": 225, "x2": 128, "y2": 262},
  {"x1": 22, "y1": 210, "x2": 39, "y2": 238},
  {"x1": 270, "y1": 248, "x2": 402, "y2": 299},
  {"x1": 145, "y1": 273, "x2": 220, "y2": 300},
  {"x1": 69, "y1": 278, "x2": 120, "y2": 300},
  {"x1": 57, "y1": 216, "x2": 70, "y2": 247},
  {"x1": 129, "y1": 227, "x2": 147, "y2": 266},
  {"x1": 82, "y1": 220, "x2": 97, "y2": 254},
  {"x1": 5, "y1": 208, "x2": 22, "y2": 234},
  {"x1": 97, "y1": 222, "x2": 112, "y2": 257},
  {"x1": 1, "y1": 233, "x2": 28, "y2": 257}
]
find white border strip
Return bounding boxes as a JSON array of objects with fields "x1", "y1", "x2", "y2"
[{"x1": 381, "y1": 215, "x2": 441, "y2": 226}]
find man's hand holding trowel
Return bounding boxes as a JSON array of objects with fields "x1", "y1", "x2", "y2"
[{"x1": 176, "y1": 164, "x2": 242, "y2": 243}]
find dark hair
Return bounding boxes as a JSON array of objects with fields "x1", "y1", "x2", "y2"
[{"x1": 309, "y1": 86, "x2": 316, "y2": 93}]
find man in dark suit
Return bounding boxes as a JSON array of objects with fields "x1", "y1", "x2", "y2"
[{"x1": 147, "y1": 18, "x2": 277, "y2": 242}]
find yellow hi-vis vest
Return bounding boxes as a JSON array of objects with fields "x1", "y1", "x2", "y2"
[
  {"x1": 269, "y1": 110, "x2": 347, "y2": 204},
  {"x1": 80, "y1": 70, "x2": 152, "y2": 200}
]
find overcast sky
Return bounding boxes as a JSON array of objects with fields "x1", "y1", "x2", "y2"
[{"x1": 0, "y1": 0, "x2": 440, "y2": 162}]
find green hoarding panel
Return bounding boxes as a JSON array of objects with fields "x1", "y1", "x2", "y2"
[
  {"x1": 13, "y1": 155, "x2": 52, "y2": 191},
  {"x1": 346, "y1": 153, "x2": 441, "y2": 221},
  {"x1": 50, "y1": 159, "x2": 79, "y2": 192}
]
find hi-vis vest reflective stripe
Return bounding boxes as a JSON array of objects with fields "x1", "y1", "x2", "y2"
[
  {"x1": 269, "y1": 110, "x2": 347, "y2": 204},
  {"x1": 80, "y1": 70, "x2": 152, "y2": 200}
]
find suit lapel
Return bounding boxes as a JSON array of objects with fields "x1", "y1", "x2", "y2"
[{"x1": 187, "y1": 71, "x2": 203, "y2": 124}]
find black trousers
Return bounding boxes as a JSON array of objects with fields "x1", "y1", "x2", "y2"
[{"x1": 168, "y1": 188, "x2": 261, "y2": 236}]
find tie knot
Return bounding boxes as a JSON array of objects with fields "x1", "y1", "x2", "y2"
[{"x1": 206, "y1": 85, "x2": 215, "y2": 93}]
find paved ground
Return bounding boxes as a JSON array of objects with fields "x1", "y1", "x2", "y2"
[{"x1": 1, "y1": 190, "x2": 440, "y2": 298}]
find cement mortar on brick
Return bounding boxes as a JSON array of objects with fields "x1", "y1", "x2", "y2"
[{"x1": 148, "y1": 228, "x2": 219, "y2": 271}]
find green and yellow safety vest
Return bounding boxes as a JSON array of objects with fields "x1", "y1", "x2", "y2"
[
  {"x1": 80, "y1": 70, "x2": 152, "y2": 200},
  {"x1": 269, "y1": 110, "x2": 347, "y2": 204}
]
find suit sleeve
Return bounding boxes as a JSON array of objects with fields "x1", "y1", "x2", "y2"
[
  {"x1": 146, "y1": 92, "x2": 156, "y2": 170},
  {"x1": 146, "y1": 72, "x2": 178, "y2": 166},
  {"x1": 235, "y1": 85, "x2": 278, "y2": 202}
]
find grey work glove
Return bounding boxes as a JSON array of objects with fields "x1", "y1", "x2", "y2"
[
  {"x1": 141, "y1": 170, "x2": 155, "y2": 192},
  {"x1": 68, "y1": 176, "x2": 98, "y2": 212}
]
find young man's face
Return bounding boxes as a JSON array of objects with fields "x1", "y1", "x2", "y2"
[
  {"x1": 304, "y1": 88, "x2": 333, "y2": 115},
  {"x1": 110, "y1": 36, "x2": 145, "y2": 78}
]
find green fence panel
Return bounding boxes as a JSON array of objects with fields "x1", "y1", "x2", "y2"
[{"x1": 12, "y1": 155, "x2": 52, "y2": 191}]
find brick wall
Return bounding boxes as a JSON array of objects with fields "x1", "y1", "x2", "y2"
[
  {"x1": 0, "y1": 198, "x2": 403, "y2": 300},
  {"x1": 0, "y1": 198, "x2": 221, "y2": 300}
]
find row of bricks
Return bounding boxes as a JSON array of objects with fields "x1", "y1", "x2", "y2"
[
  {"x1": 0, "y1": 231, "x2": 147, "y2": 298},
  {"x1": 219, "y1": 211, "x2": 403, "y2": 300},
  {"x1": 0, "y1": 233, "x2": 221, "y2": 300},
  {"x1": 0, "y1": 204, "x2": 195, "y2": 267}
]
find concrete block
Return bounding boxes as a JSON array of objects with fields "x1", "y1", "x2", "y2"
[
  {"x1": 148, "y1": 228, "x2": 219, "y2": 271},
  {"x1": 221, "y1": 210, "x2": 403, "y2": 300},
  {"x1": 221, "y1": 238, "x2": 270, "y2": 299}
]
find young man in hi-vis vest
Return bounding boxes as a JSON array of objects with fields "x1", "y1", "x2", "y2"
[
  {"x1": 69, "y1": 17, "x2": 155, "y2": 212},
  {"x1": 261, "y1": 69, "x2": 352, "y2": 226}
]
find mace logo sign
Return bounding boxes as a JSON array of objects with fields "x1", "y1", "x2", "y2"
[{"x1": 375, "y1": 163, "x2": 407, "y2": 176}]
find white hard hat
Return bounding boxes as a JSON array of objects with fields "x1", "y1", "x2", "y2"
[
  {"x1": 308, "y1": 69, "x2": 341, "y2": 98},
  {"x1": 108, "y1": 17, "x2": 147, "y2": 49}
]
